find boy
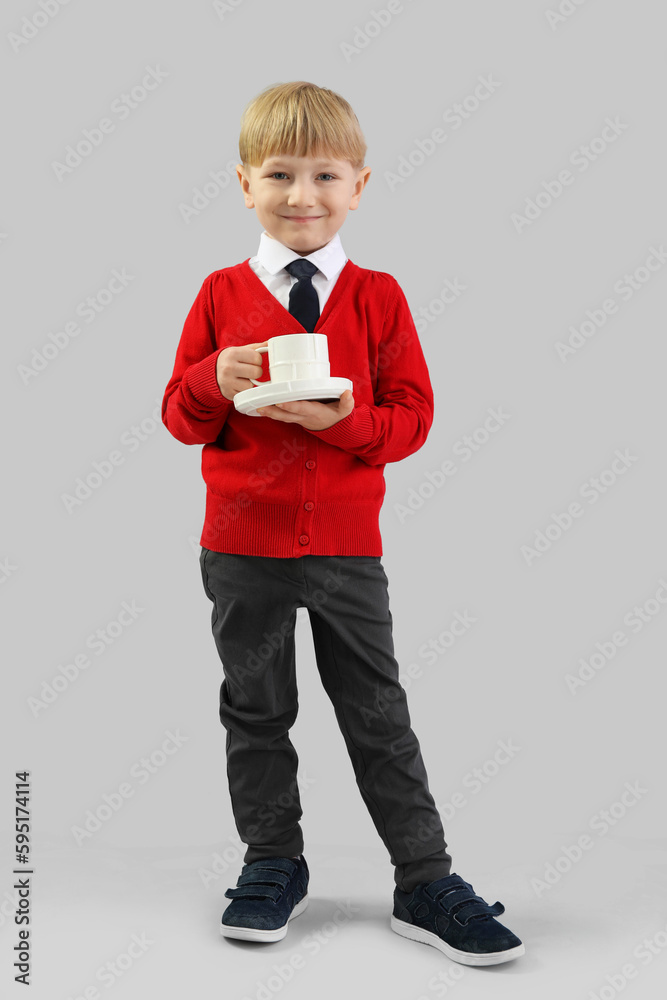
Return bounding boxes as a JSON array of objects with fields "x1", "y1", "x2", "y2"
[{"x1": 161, "y1": 81, "x2": 524, "y2": 966}]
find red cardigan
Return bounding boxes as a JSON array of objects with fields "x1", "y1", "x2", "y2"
[{"x1": 162, "y1": 258, "x2": 434, "y2": 557}]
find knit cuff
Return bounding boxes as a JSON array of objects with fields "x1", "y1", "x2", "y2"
[
  {"x1": 182, "y1": 350, "x2": 233, "y2": 412},
  {"x1": 307, "y1": 404, "x2": 374, "y2": 449}
]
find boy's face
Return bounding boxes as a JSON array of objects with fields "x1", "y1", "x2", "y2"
[{"x1": 237, "y1": 154, "x2": 371, "y2": 255}]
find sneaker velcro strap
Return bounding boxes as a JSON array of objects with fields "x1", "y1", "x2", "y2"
[
  {"x1": 424, "y1": 875, "x2": 471, "y2": 898},
  {"x1": 429, "y1": 884, "x2": 474, "y2": 907},
  {"x1": 224, "y1": 884, "x2": 282, "y2": 902},
  {"x1": 236, "y1": 870, "x2": 290, "y2": 890},
  {"x1": 424, "y1": 875, "x2": 505, "y2": 924},
  {"x1": 451, "y1": 899, "x2": 505, "y2": 924}
]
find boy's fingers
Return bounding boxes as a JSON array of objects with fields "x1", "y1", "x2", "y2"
[
  {"x1": 234, "y1": 342, "x2": 269, "y2": 374},
  {"x1": 237, "y1": 343, "x2": 267, "y2": 355}
]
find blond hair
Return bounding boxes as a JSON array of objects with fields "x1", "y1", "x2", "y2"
[{"x1": 239, "y1": 81, "x2": 367, "y2": 170}]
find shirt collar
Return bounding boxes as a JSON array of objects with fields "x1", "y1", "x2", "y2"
[{"x1": 256, "y1": 230, "x2": 346, "y2": 280}]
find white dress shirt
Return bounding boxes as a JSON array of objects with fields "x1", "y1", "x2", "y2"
[{"x1": 247, "y1": 230, "x2": 348, "y2": 316}]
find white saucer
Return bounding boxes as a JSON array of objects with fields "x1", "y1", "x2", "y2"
[{"x1": 234, "y1": 377, "x2": 353, "y2": 417}]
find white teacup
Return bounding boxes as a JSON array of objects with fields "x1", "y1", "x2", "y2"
[{"x1": 251, "y1": 333, "x2": 330, "y2": 385}]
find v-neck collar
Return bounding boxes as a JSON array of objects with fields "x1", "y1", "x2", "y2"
[{"x1": 237, "y1": 257, "x2": 356, "y2": 334}]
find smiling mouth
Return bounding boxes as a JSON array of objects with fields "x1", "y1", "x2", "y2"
[{"x1": 282, "y1": 216, "x2": 322, "y2": 221}]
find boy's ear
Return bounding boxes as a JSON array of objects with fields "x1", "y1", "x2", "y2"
[
  {"x1": 236, "y1": 164, "x2": 255, "y2": 208},
  {"x1": 349, "y1": 166, "x2": 371, "y2": 210}
]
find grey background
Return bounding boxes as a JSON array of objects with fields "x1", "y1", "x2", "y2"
[{"x1": 2, "y1": 0, "x2": 666, "y2": 997}]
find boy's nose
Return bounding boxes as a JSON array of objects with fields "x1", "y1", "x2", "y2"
[{"x1": 287, "y1": 184, "x2": 317, "y2": 207}]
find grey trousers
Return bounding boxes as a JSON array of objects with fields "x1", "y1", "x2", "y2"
[{"x1": 199, "y1": 548, "x2": 453, "y2": 892}]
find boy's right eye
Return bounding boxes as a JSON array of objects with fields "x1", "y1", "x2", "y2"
[{"x1": 269, "y1": 172, "x2": 288, "y2": 180}]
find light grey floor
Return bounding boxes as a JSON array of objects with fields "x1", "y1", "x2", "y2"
[{"x1": 8, "y1": 837, "x2": 667, "y2": 1000}]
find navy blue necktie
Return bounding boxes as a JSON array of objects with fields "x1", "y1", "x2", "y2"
[{"x1": 285, "y1": 259, "x2": 320, "y2": 331}]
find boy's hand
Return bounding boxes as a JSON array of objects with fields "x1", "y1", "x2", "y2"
[
  {"x1": 216, "y1": 342, "x2": 269, "y2": 400},
  {"x1": 257, "y1": 390, "x2": 355, "y2": 430}
]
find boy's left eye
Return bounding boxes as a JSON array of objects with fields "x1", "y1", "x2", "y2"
[{"x1": 268, "y1": 172, "x2": 335, "y2": 181}]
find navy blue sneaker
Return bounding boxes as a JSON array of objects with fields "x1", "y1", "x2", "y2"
[
  {"x1": 391, "y1": 873, "x2": 525, "y2": 966},
  {"x1": 221, "y1": 855, "x2": 309, "y2": 942}
]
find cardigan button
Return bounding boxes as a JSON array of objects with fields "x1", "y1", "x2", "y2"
[
  {"x1": 305, "y1": 460, "x2": 316, "y2": 470},
  {"x1": 298, "y1": 534, "x2": 309, "y2": 545},
  {"x1": 304, "y1": 501, "x2": 314, "y2": 511}
]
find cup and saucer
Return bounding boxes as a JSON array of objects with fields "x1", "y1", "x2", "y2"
[{"x1": 233, "y1": 334, "x2": 352, "y2": 417}]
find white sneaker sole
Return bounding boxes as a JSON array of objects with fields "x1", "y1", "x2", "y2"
[
  {"x1": 391, "y1": 914, "x2": 525, "y2": 966},
  {"x1": 221, "y1": 894, "x2": 308, "y2": 942}
]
